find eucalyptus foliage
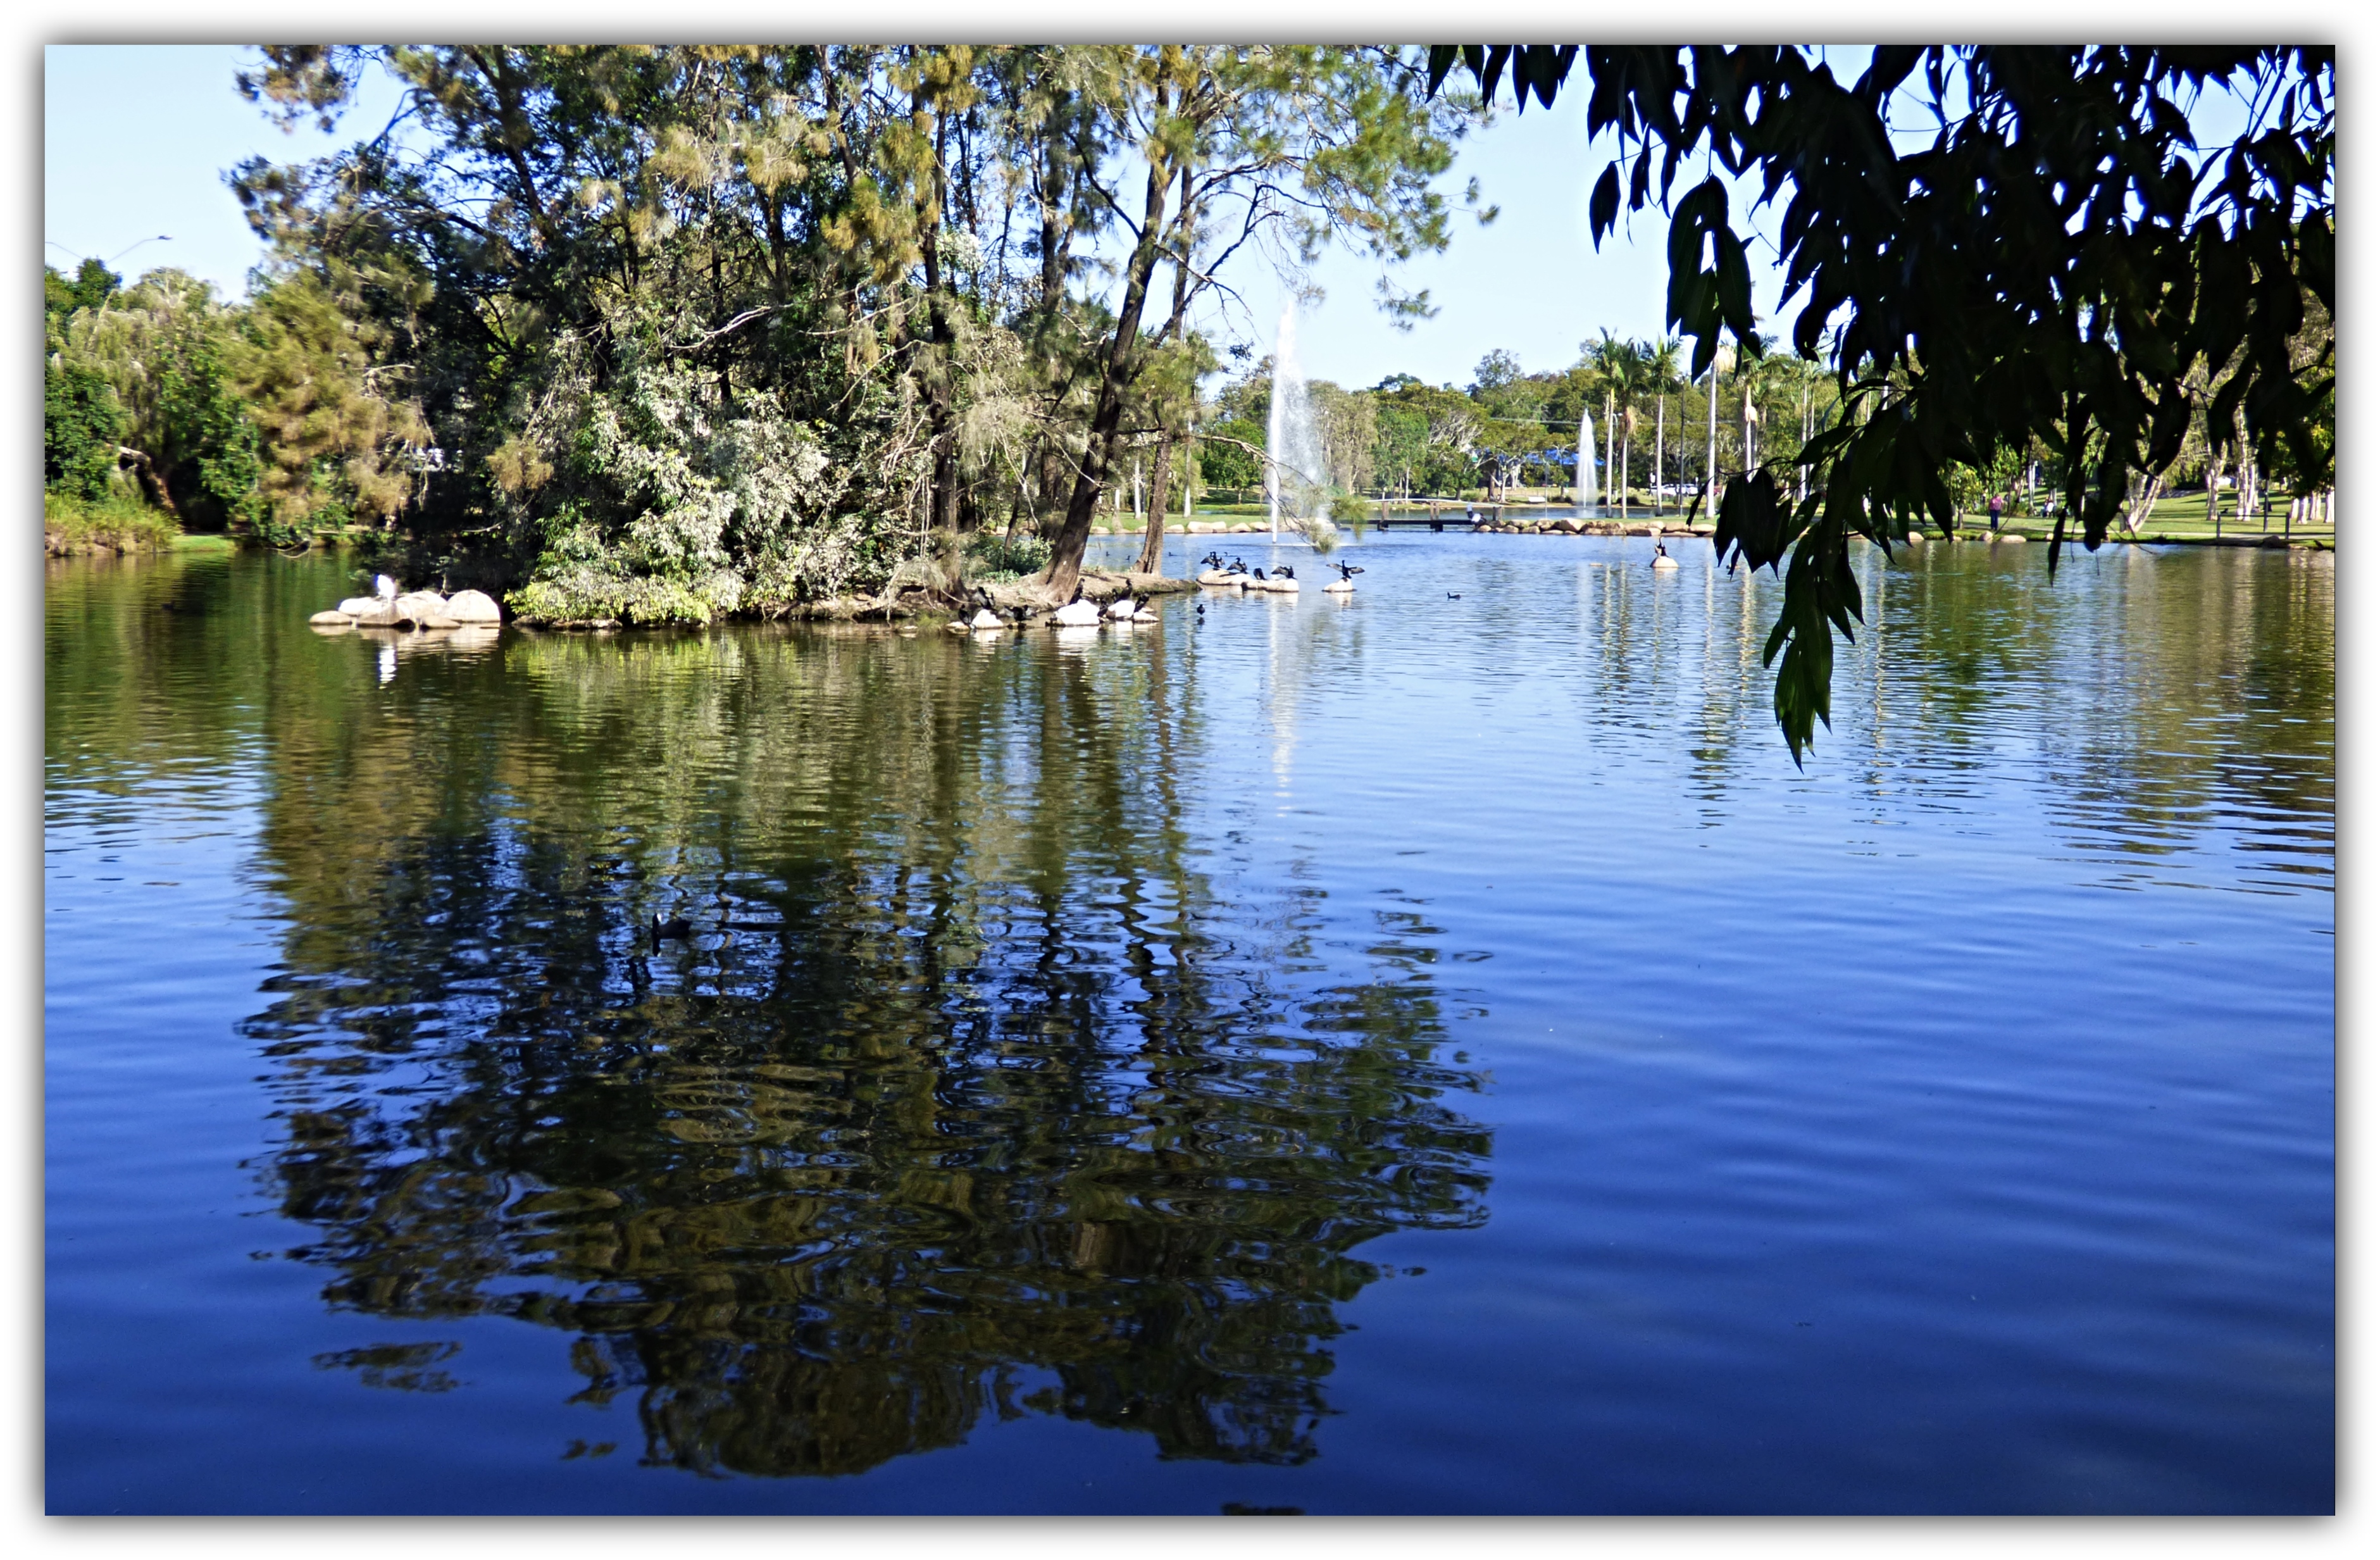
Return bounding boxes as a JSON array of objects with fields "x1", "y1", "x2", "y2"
[{"x1": 227, "y1": 45, "x2": 1478, "y2": 613}]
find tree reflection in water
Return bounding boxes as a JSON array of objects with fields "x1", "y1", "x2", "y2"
[{"x1": 237, "y1": 621, "x2": 1492, "y2": 1478}]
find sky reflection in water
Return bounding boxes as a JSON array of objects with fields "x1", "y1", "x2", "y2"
[{"x1": 45, "y1": 532, "x2": 2332, "y2": 1513}]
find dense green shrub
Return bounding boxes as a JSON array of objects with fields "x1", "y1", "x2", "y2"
[
  {"x1": 965, "y1": 530, "x2": 1050, "y2": 581},
  {"x1": 44, "y1": 359, "x2": 125, "y2": 501}
]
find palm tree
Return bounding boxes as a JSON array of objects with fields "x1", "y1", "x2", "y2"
[
  {"x1": 1584, "y1": 331, "x2": 1645, "y2": 511},
  {"x1": 1641, "y1": 337, "x2": 1685, "y2": 515}
]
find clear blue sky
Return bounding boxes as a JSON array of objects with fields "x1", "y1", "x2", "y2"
[
  {"x1": 44, "y1": 46, "x2": 406, "y2": 299},
  {"x1": 1227, "y1": 94, "x2": 1800, "y2": 392}
]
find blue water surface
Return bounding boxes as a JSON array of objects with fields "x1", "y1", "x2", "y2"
[{"x1": 45, "y1": 530, "x2": 2333, "y2": 1513}]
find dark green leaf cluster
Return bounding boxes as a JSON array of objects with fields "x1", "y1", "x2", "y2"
[
  {"x1": 1432, "y1": 44, "x2": 2333, "y2": 761},
  {"x1": 44, "y1": 359, "x2": 124, "y2": 501}
]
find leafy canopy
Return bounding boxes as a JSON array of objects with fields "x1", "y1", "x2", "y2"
[{"x1": 1428, "y1": 45, "x2": 2333, "y2": 760}]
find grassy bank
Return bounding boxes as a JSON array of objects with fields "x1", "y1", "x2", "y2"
[{"x1": 45, "y1": 492, "x2": 180, "y2": 555}]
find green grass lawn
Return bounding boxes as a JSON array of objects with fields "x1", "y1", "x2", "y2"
[{"x1": 1947, "y1": 490, "x2": 2331, "y2": 541}]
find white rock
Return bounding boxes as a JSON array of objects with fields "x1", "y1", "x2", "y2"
[
  {"x1": 309, "y1": 610, "x2": 356, "y2": 626},
  {"x1": 393, "y1": 590, "x2": 449, "y2": 621},
  {"x1": 1106, "y1": 596, "x2": 1138, "y2": 621},
  {"x1": 337, "y1": 596, "x2": 378, "y2": 616},
  {"x1": 1131, "y1": 606, "x2": 1161, "y2": 623},
  {"x1": 445, "y1": 589, "x2": 502, "y2": 623},
  {"x1": 1652, "y1": 556, "x2": 1681, "y2": 571},
  {"x1": 1324, "y1": 580, "x2": 1355, "y2": 594},
  {"x1": 1052, "y1": 599, "x2": 1102, "y2": 627},
  {"x1": 969, "y1": 609, "x2": 1004, "y2": 629}
]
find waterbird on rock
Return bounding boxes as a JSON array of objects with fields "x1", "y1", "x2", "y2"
[
  {"x1": 1652, "y1": 542, "x2": 1679, "y2": 571},
  {"x1": 1051, "y1": 584, "x2": 1104, "y2": 627}
]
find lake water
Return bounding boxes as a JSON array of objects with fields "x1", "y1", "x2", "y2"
[{"x1": 44, "y1": 531, "x2": 2333, "y2": 1514}]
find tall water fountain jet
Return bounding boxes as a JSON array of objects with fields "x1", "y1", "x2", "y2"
[
  {"x1": 1266, "y1": 300, "x2": 1334, "y2": 547},
  {"x1": 1576, "y1": 404, "x2": 1597, "y2": 514}
]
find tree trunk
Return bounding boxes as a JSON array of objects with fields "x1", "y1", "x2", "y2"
[
  {"x1": 2122, "y1": 469, "x2": 2164, "y2": 534},
  {"x1": 1705, "y1": 365, "x2": 1719, "y2": 511},
  {"x1": 116, "y1": 446, "x2": 179, "y2": 520},
  {"x1": 1135, "y1": 438, "x2": 1173, "y2": 575},
  {"x1": 1654, "y1": 397, "x2": 1664, "y2": 516},
  {"x1": 1042, "y1": 92, "x2": 1181, "y2": 598},
  {"x1": 921, "y1": 94, "x2": 962, "y2": 554}
]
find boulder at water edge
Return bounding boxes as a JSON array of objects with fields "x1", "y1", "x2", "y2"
[
  {"x1": 393, "y1": 590, "x2": 449, "y2": 621},
  {"x1": 1052, "y1": 599, "x2": 1102, "y2": 627},
  {"x1": 969, "y1": 608, "x2": 1004, "y2": 630},
  {"x1": 1106, "y1": 596, "x2": 1138, "y2": 621},
  {"x1": 310, "y1": 610, "x2": 356, "y2": 626},
  {"x1": 445, "y1": 589, "x2": 502, "y2": 623},
  {"x1": 1197, "y1": 570, "x2": 1243, "y2": 588},
  {"x1": 337, "y1": 596, "x2": 379, "y2": 616}
]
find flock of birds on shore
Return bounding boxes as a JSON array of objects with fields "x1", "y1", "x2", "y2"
[{"x1": 957, "y1": 538, "x2": 1684, "y2": 632}]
